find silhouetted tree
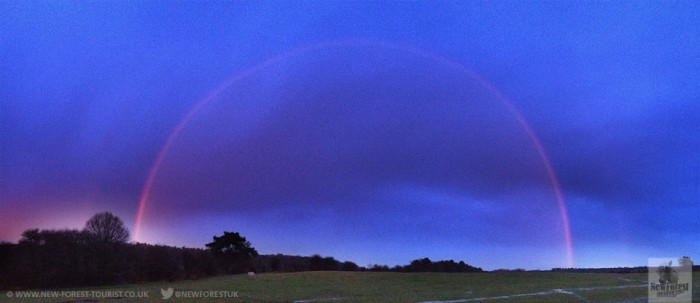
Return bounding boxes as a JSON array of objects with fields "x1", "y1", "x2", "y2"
[
  {"x1": 206, "y1": 231, "x2": 258, "y2": 273},
  {"x1": 341, "y1": 261, "x2": 359, "y2": 271},
  {"x1": 83, "y1": 212, "x2": 130, "y2": 243},
  {"x1": 9, "y1": 228, "x2": 94, "y2": 287},
  {"x1": 398, "y1": 258, "x2": 482, "y2": 273},
  {"x1": 1, "y1": 220, "x2": 228, "y2": 289},
  {"x1": 369, "y1": 264, "x2": 390, "y2": 272},
  {"x1": 309, "y1": 254, "x2": 341, "y2": 271}
]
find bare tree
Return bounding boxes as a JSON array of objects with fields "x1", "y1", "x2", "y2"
[{"x1": 84, "y1": 212, "x2": 130, "y2": 243}]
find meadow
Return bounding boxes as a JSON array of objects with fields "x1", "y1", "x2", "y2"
[{"x1": 2, "y1": 271, "x2": 697, "y2": 303}]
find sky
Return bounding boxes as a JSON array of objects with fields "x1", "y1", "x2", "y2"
[{"x1": 1, "y1": 1, "x2": 698, "y2": 270}]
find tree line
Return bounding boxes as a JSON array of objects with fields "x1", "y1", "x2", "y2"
[
  {"x1": 0, "y1": 212, "x2": 482, "y2": 289},
  {"x1": 0, "y1": 212, "x2": 224, "y2": 288}
]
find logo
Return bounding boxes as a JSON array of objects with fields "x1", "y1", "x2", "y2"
[
  {"x1": 161, "y1": 287, "x2": 174, "y2": 300},
  {"x1": 648, "y1": 257, "x2": 692, "y2": 303}
]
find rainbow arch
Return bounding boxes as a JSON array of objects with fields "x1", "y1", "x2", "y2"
[{"x1": 133, "y1": 39, "x2": 574, "y2": 267}]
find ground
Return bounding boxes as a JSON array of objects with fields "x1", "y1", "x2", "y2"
[{"x1": 1, "y1": 271, "x2": 698, "y2": 303}]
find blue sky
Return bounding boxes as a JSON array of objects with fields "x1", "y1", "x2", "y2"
[{"x1": 1, "y1": 1, "x2": 698, "y2": 270}]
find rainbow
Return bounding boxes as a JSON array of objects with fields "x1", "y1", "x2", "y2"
[{"x1": 133, "y1": 40, "x2": 574, "y2": 267}]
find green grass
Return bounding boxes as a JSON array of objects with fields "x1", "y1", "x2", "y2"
[{"x1": 1, "y1": 271, "x2": 697, "y2": 303}]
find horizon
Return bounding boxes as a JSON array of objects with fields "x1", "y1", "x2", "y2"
[
  {"x1": 1, "y1": 1, "x2": 698, "y2": 271},
  {"x1": 2, "y1": 225, "x2": 675, "y2": 272}
]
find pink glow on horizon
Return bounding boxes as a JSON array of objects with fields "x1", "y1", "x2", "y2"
[{"x1": 0, "y1": 200, "x2": 101, "y2": 242}]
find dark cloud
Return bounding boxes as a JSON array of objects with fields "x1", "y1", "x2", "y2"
[{"x1": 546, "y1": 102, "x2": 699, "y2": 204}]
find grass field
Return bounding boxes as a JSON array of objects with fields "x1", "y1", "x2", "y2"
[{"x1": 2, "y1": 271, "x2": 697, "y2": 303}]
